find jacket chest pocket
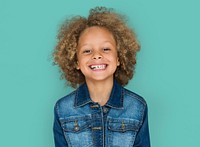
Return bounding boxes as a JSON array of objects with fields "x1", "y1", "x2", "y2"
[
  {"x1": 60, "y1": 116, "x2": 93, "y2": 147},
  {"x1": 107, "y1": 117, "x2": 141, "y2": 147}
]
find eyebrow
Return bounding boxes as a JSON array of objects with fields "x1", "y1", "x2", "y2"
[{"x1": 78, "y1": 41, "x2": 116, "y2": 48}]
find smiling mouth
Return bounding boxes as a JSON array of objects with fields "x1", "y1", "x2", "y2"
[{"x1": 89, "y1": 64, "x2": 107, "y2": 70}]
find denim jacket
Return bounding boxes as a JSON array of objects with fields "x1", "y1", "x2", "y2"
[{"x1": 53, "y1": 81, "x2": 150, "y2": 147}]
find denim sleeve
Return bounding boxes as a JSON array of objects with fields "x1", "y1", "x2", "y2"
[
  {"x1": 133, "y1": 105, "x2": 151, "y2": 147},
  {"x1": 53, "y1": 104, "x2": 68, "y2": 147}
]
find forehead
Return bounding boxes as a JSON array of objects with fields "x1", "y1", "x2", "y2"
[{"x1": 78, "y1": 26, "x2": 115, "y2": 42}]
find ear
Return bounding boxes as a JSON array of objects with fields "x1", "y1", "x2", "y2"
[
  {"x1": 117, "y1": 57, "x2": 120, "y2": 66},
  {"x1": 76, "y1": 61, "x2": 80, "y2": 70}
]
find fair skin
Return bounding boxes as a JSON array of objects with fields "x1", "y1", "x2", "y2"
[{"x1": 77, "y1": 26, "x2": 120, "y2": 106}]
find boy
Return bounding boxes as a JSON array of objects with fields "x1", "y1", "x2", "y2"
[{"x1": 53, "y1": 6, "x2": 150, "y2": 147}]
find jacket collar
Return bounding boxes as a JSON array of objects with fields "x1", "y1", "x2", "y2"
[{"x1": 74, "y1": 80, "x2": 124, "y2": 109}]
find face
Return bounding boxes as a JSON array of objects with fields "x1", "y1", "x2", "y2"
[{"x1": 77, "y1": 26, "x2": 120, "y2": 83}]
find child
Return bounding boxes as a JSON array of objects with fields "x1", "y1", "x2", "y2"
[{"x1": 53, "y1": 6, "x2": 150, "y2": 147}]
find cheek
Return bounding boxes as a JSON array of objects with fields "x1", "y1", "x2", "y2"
[{"x1": 77, "y1": 58, "x2": 87, "y2": 69}]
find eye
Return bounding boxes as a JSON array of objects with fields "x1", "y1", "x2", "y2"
[
  {"x1": 83, "y1": 49, "x2": 92, "y2": 54},
  {"x1": 103, "y1": 48, "x2": 111, "y2": 52}
]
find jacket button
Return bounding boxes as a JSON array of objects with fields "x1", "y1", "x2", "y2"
[
  {"x1": 74, "y1": 126, "x2": 80, "y2": 131},
  {"x1": 103, "y1": 107, "x2": 108, "y2": 113},
  {"x1": 74, "y1": 120, "x2": 79, "y2": 131}
]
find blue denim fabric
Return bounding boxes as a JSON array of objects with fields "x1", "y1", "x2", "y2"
[{"x1": 53, "y1": 81, "x2": 150, "y2": 147}]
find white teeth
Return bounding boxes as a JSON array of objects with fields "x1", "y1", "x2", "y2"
[{"x1": 90, "y1": 65, "x2": 106, "y2": 70}]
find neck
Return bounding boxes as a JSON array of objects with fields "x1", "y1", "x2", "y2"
[{"x1": 86, "y1": 79, "x2": 114, "y2": 106}]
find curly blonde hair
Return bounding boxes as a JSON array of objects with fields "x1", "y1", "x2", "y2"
[{"x1": 53, "y1": 7, "x2": 140, "y2": 88}]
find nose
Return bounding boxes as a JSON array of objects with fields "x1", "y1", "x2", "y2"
[{"x1": 92, "y1": 51, "x2": 102, "y2": 60}]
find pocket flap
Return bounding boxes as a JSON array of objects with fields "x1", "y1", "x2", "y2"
[
  {"x1": 107, "y1": 118, "x2": 140, "y2": 132},
  {"x1": 60, "y1": 116, "x2": 92, "y2": 133}
]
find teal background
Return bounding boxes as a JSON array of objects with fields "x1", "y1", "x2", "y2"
[{"x1": 0, "y1": 0, "x2": 200, "y2": 146}]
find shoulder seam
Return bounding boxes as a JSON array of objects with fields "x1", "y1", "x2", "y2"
[{"x1": 123, "y1": 88, "x2": 147, "y2": 106}]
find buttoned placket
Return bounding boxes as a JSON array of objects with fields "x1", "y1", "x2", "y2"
[
  {"x1": 90, "y1": 103, "x2": 110, "y2": 147},
  {"x1": 102, "y1": 106, "x2": 110, "y2": 147}
]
